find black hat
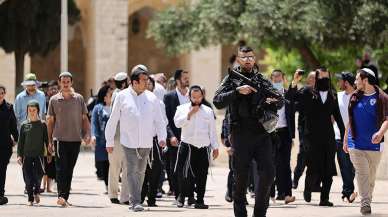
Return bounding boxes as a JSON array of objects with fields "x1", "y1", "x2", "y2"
[{"x1": 336, "y1": 71, "x2": 355, "y2": 85}]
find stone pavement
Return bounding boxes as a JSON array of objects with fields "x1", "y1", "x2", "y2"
[{"x1": 2, "y1": 151, "x2": 388, "y2": 217}]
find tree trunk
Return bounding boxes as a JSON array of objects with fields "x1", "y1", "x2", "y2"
[
  {"x1": 14, "y1": 48, "x2": 25, "y2": 95},
  {"x1": 297, "y1": 44, "x2": 321, "y2": 69}
]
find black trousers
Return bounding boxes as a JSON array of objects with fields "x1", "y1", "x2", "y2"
[
  {"x1": 55, "y1": 141, "x2": 81, "y2": 200},
  {"x1": 304, "y1": 171, "x2": 333, "y2": 201},
  {"x1": 293, "y1": 128, "x2": 306, "y2": 184},
  {"x1": 232, "y1": 126, "x2": 275, "y2": 217},
  {"x1": 23, "y1": 156, "x2": 44, "y2": 201},
  {"x1": 95, "y1": 160, "x2": 109, "y2": 186},
  {"x1": 226, "y1": 155, "x2": 234, "y2": 198},
  {"x1": 273, "y1": 128, "x2": 292, "y2": 197},
  {"x1": 0, "y1": 147, "x2": 12, "y2": 197},
  {"x1": 167, "y1": 146, "x2": 178, "y2": 196},
  {"x1": 176, "y1": 142, "x2": 209, "y2": 203},
  {"x1": 142, "y1": 139, "x2": 163, "y2": 204}
]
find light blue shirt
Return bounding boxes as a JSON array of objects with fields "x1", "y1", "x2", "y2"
[{"x1": 14, "y1": 89, "x2": 46, "y2": 129}]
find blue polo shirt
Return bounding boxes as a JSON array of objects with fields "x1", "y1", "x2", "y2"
[
  {"x1": 348, "y1": 92, "x2": 382, "y2": 151},
  {"x1": 14, "y1": 89, "x2": 46, "y2": 130}
]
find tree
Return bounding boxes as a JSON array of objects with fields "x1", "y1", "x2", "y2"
[
  {"x1": 148, "y1": 0, "x2": 388, "y2": 71},
  {"x1": 0, "y1": 0, "x2": 80, "y2": 92}
]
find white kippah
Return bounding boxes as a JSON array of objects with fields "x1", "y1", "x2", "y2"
[
  {"x1": 361, "y1": 68, "x2": 375, "y2": 78},
  {"x1": 131, "y1": 64, "x2": 148, "y2": 73},
  {"x1": 114, "y1": 72, "x2": 128, "y2": 81}
]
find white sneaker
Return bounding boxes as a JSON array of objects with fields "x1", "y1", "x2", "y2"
[{"x1": 133, "y1": 204, "x2": 144, "y2": 212}]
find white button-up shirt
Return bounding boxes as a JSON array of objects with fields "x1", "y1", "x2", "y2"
[
  {"x1": 176, "y1": 88, "x2": 189, "y2": 105},
  {"x1": 105, "y1": 86, "x2": 167, "y2": 149},
  {"x1": 174, "y1": 103, "x2": 219, "y2": 150}
]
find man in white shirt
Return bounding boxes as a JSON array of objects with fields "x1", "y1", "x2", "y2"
[
  {"x1": 270, "y1": 70, "x2": 296, "y2": 204},
  {"x1": 334, "y1": 71, "x2": 357, "y2": 203},
  {"x1": 107, "y1": 72, "x2": 130, "y2": 204},
  {"x1": 163, "y1": 69, "x2": 192, "y2": 201},
  {"x1": 105, "y1": 67, "x2": 167, "y2": 212},
  {"x1": 173, "y1": 85, "x2": 219, "y2": 209}
]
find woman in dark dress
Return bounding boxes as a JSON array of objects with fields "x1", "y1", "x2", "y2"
[{"x1": 293, "y1": 68, "x2": 345, "y2": 206}]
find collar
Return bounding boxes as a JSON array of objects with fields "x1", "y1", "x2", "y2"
[
  {"x1": 128, "y1": 86, "x2": 146, "y2": 96},
  {"x1": 22, "y1": 89, "x2": 38, "y2": 97},
  {"x1": 57, "y1": 90, "x2": 75, "y2": 99},
  {"x1": 176, "y1": 87, "x2": 189, "y2": 97}
]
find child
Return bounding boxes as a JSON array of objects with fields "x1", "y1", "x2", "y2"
[{"x1": 17, "y1": 100, "x2": 49, "y2": 206}]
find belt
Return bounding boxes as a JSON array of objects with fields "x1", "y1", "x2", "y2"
[{"x1": 274, "y1": 127, "x2": 288, "y2": 133}]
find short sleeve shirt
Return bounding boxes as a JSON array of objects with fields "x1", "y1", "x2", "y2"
[
  {"x1": 48, "y1": 92, "x2": 88, "y2": 142},
  {"x1": 348, "y1": 93, "x2": 382, "y2": 151}
]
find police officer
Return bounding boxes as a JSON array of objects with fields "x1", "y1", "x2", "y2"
[{"x1": 213, "y1": 46, "x2": 284, "y2": 217}]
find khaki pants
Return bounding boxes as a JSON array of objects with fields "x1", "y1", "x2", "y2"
[
  {"x1": 349, "y1": 149, "x2": 382, "y2": 207},
  {"x1": 108, "y1": 140, "x2": 129, "y2": 203}
]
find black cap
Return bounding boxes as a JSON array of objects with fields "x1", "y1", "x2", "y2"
[{"x1": 336, "y1": 71, "x2": 355, "y2": 85}]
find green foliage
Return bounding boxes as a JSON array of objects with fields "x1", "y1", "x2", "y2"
[
  {"x1": 148, "y1": 0, "x2": 388, "y2": 72},
  {"x1": 0, "y1": 0, "x2": 80, "y2": 56},
  {"x1": 261, "y1": 47, "x2": 305, "y2": 76}
]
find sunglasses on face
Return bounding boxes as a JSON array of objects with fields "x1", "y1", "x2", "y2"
[{"x1": 238, "y1": 56, "x2": 255, "y2": 61}]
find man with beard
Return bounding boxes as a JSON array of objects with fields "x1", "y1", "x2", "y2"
[
  {"x1": 291, "y1": 67, "x2": 345, "y2": 206},
  {"x1": 174, "y1": 85, "x2": 219, "y2": 209},
  {"x1": 163, "y1": 70, "x2": 196, "y2": 204},
  {"x1": 334, "y1": 72, "x2": 357, "y2": 203},
  {"x1": 213, "y1": 46, "x2": 284, "y2": 217}
]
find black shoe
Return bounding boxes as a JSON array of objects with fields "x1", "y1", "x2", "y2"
[
  {"x1": 110, "y1": 198, "x2": 120, "y2": 204},
  {"x1": 225, "y1": 192, "x2": 233, "y2": 203},
  {"x1": 304, "y1": 191, "x2": 311, "y2": 203},
  {"x1": 147, "y1": 202, "x2": 158, "y2": 207},
  {"x1": 292, "y1": 180, "x2": 298, "y2": 189},
  {"x1": 0, "y1": 196, "x2": 8, "y2": 205},
  {"x1": 122, "y1": 201, "x2": 130, "y2": 205},
  {"x1": 156, "y1": 192, "x2": 163, "y2": 198},
  {"x1": 187, "y1": 197, "x2": 196, "y2": 206},
  {"x1": 177, "y1": 196, "x2": 184, "y2": 208},
  {"x1": 276, "y1": 195, "x2": 285, "y2": 201},
  {"x1": 319, "y1": 200, "x2": 334, "y2": 207},
  {"x1": 194, "y1": 202, "x2": 209, "y2": 209}
]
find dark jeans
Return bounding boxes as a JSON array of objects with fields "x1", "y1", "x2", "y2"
[
  {"x1": 167, "y1": 146, "x2": 178, "y2": 196},
  {"x1": 336, "y1": 140, "x2": 355, "y2": 198},
  {"x1": 273, "y1": 128, "x2": 293, "y2": 197},
  {"x1": 293, "y1": 128, "x2": 306, "y2": 184},
  {"x1": 0, "y1": 147, "x2": 12, "y2": 197},
  {"x1": 23, "y1": 156, "x2": 44, "y2": 201},
  {"x1": 232, "y1": 127, "x2": 275, "y2": 217},
  {"x1": 55, "y1": 141, "x2": 81, "y2": 200},
  {"x1": 142, "y1": 139, "x2": 163, "y2": 204},
  {"x1": 95, "y1": 160, "x2": 109, "y2": 186},
  {"x1": 176, "y1": 142, "x2": 209, "y2": 203}
]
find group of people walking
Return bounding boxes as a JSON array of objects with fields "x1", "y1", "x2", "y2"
[
  {"x1": 0, "y1": 45, "x2": 386, "y2": 217},
  {"x1": 218, "y1": 46, "x2": 385, "y2": 217}
]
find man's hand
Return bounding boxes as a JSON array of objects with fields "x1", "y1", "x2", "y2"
[
  {"x1": 159, "y1": 140, "x2": 166, "y2": 148},
  {"x1": 265, "y1": 98, "x2": 278, "y2": 104},
  {"x1": 343, "y1": 140, "x2": 349, "y2": 153},
  {"x1": 106, "y1": 147, "x2": 114, "y2": 153},
  {"x1": 84, "y1": 135, "x2": 91, "y2": 145},
  {"x1": 226, "y1": 147, "x2": 234, "y2": 156},
  {"x1": 237, "y1": 85, "x2": 257, "y2": 95},
  {"x1": 17, "y1": 156, "x2": 23, "y2": 166},
  {"x1": 292, "y1": 70, "x2": 303, "y2": 87},
  {"x1": 372, "y1": 131, "x2": 384, "y2": 144},
  {"x1": 48, "y1": 143, "x2": 55, "y2": 154},
  {"x1": 170, "y1": 137, "x2": 179, "y2": 147},
  {"x1": 212, "y1": 149, "x2": 219, "y2": 160},
  {"x1": 91, "y1": 137, "x2": 96, "y2": 146},
  {"x1": 188, "y1": 105, "x2": 200, "y2": 120}
]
